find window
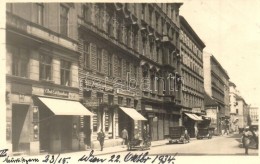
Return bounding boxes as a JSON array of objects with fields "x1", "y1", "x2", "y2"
[
  {"x1": 134, "y1": 66, "x2": 138, "y2": 80},
  {"x1": 155, "y1": 13, "x2": 159, "y2": 30},
  {"x1": 156, "y1": 47, "x2": 160, "y2": 62},
  {"x1": 142, "y1": 36, "x2": 146, "y2": 55},
  {"x1": 150, "y1": 42, "x2": 154, "y2": 58},
  {"x1": 236, "y1": 109, "x2": 238, "y2": 114},
  {"x1": 134, "y1": 100, "x2": 138, "y2": 109},
  {"x1": 60, "y1": 5, "x2": 69, "y2": 36},
  {"x1": 126, "y1": 98, "x2": 131, "y2": 107},
  {"x1": 108, "y1": 95, "x2": 114, "y2": 105},
  {"x1": 60, "y1": 60, "x2": 71, "y2": 86},
  {"x1": 108, "y1": 53, "x2": 113, "y2": 76},
  {"x1": 36, "y1": 3, "x2": 44, "y2": 25},
  {"x1": 11, "y1": 46, "x2": 29, "y2": 78},
  {"x1": 118, "y1": 97, "x2": 123, "y2": 105},
  {"x1": 83, "y1": 41, "x2": 90, "y2": 68},
  {"x1": 108, "y1": 13, "x2": 114, "y2": 36},
  {"x1": 149, "y1": 7, "x2": 152, "y2": 23},
  {"x1": 83, "y1": 4, "x2": 91, "y2": 22},
  {"x1": 141, "y1": 4, "x2": 145, "y2": 20},
  {"x1": 118, "y1": 57, "x2": 122, "y2": 77},
  {"x1": 40, "y1": 54, "x2": 52, "y2": 80},
  {"x1": 133, "y1": 31, "x2": 138, "y2": 51},
  {"x1": 97, "y1": 48, "x2": 102, "y2": 72}
]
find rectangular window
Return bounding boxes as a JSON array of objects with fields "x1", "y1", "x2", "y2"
[
  {"x1": 108, "y1": 95, "x2": 114, "y2": 105},
  {"x1": 60, "y1": 5, "x2": 69, "y2": 36},
  {"x1": 134, "y1": 66, "x2": 138, "y2": 80},
  {"x1": 97, "y1": 48, "x2": 102, "y2": 72},
  {"x1": 104, "y1": 110, "x2": 109, "y2": 132},
  {"x1": 156, "y1": 47, "x2": 160, "y2": 62},
  {"x1": 83, "y1": 41, "x2": 90, "y2": 68},
  {"x1": 126, "y1": 98, "x2": 131, "y2": 107},
  {"x1": 60, "y1": 60, "x2": 71, "y2": 86},
  {"x1": 141, "y1": 4, "x2": 145, "y2": 20},
  {"x1": 92, "y1": 110, "x2": 98, "y2": 132},
  {"x1": 108, "y1": 53, "x2": 112, "y2": 76},
  {"x1": 36, "y1": 3, "x2": 44, "y2": 25},
  {"x1": 83, "y1": 4, "x2": 91, "y2": 22},
  {"x1": 118, "y1": 96, "x2": 123, "y2": 105},
  {"x1": 118, "y1": 57, "x2": 122, "y2": 77},
  {"x1": 40, "y1": 54, "x2": 52, "y2": 80},
  {"x1": 11, "y1": 47, "x2": 29, "y2": 78}
]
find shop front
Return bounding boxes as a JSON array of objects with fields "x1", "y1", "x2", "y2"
[
  {"x1": 182, "y1": 112, "x2": 203, "y2": 138},
  {"x1": 142, "y1": 104, "x2": 181, "y2": 141}
]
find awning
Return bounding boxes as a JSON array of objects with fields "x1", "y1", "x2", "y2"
[
  {"x1": 38, "y1": 97, "x2": 93, "y2": 116},
  {"x1": 185, "y1": 113, "x2": 203, "y2": 121},
  {"x1": 119, "y1": 107, "x2": 147, "y2": 121}
]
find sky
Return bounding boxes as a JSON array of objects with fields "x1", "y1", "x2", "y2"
[{"x1": 180, "y1": 0, "x2": 260, "y2": 108}]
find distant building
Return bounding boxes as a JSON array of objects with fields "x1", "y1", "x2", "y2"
[
  {"x1": 249, "y1": 107, "x2": 258, "y2": 126},
  {"x1": 179, "y1": 16, "x2": 206, "y2": 137},
  {"x1": 203, "y1": 52, "x2": 230, "y2": 134}
]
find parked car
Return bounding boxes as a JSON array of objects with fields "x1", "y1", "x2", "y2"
[{"x1": 168, "y1": 126, "x2": 190, "y2": 144}]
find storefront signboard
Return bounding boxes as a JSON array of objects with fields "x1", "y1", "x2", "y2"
[{"x1": 44, "y1": 88, "x2": 69, "y2": 98}]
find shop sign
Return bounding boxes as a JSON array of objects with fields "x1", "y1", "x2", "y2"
[
  {"x1": 145, "y1": 105, "x2": 153, "y2": 111},
  {"x1": 11, "y1": 83, "x2": 32, "y2": 94},
  {"x1": 147, "y1": 113, "x2": 155, "y2": 118},
  {"x1": 192, "y1": 107, "x2": 201, "y2": 114},
  {"x1": 44, "y1": 88, "x2": 69, "y2": 98},
  {"x1": 85, "y1": 99, "x2": 99, "y2": 107},
  {"x1": 116, "y1": 89, "x2": 136, "y2": 97}
]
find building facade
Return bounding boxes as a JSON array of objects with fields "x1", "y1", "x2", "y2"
[
  {"x1": 179, "y1": 16, "x2": 205, "y2": 137},
  {"x1": 203, "y1": 52, "x2": 230, "y2": 134},
  {"x1": 5, "y1": 2, "x2": 188, "y2": 154},
  {"x1": 249, "y1": 107, "x2": 259, "y2": 127},
  {"x1": 5, "y1": 3, "x2": 95, "y2": 154}
]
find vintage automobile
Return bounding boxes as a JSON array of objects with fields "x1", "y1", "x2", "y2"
[
  {"x1": 127, "y1": 134, "x2": 151, "y2": 151},
  {"x1": 168, "y1": 126, "x2": 190, "y2": 144},
  {"x1": 197, "y1": 127, "x2": 215, "y2": 139}
]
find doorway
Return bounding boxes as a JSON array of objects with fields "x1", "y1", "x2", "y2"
[{"x1": 12, "y1": 104, "x2": 29, "y2": 152}]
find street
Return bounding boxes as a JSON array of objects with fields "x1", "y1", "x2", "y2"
[{"x1": 102, "y1": 133, "x2": 258, "y2": 156}]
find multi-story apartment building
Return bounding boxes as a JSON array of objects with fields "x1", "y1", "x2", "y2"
[
  {"x1": 236, "y1": 96, "x2": 249, "y2": 130},
  {"x1": 203, "y1": 52, "x2": 230, "y2": 134},
  {"x1": 249, "y1": 107, "x2": 259, "y2": 126},
  {"x1": 179, "y1": 16, "x2": 205, "y2": 137},
  {"x1": 5, "y1": 2, "x2": 185, "y2": 154},
  {"x1": 5, "y1": 3, "x2": 94, "y2": 154}
]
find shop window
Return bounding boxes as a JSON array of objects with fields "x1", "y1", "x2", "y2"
[
  {"x1": 92, "y1": 110, "x2": 98, "y2": 132},
  {"x1": 60, "y1": 60, "x2": 71, "y2": 86},
  {"x1": 11, "y1": 46, "x2": 29, "y2": 78},
  {"x1": 108, "y1": 53, "x2": 113, "y2": 76},
  {"x1": 83, "y1": 41, "x2": 90, "y2": 68},
  {"x1": 40, "y1": 54, "x2": 52, "y2": 81},
  {"x1": 60, "y1": 5, "x2": 69, "y2": 36},
  {"x1": 97, "y1": 47, "x2": 102, "y2": 72}
]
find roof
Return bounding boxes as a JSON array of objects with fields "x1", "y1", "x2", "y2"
[
  {"x1": 180, "y1": 16, "x2": 206, "y2": 49},
  {"x1": 204, "y1": 92, "x2": 218, "y2": 106},
  {"x1": 229, "y1": 81, "x2": 236, "y2": 87}
]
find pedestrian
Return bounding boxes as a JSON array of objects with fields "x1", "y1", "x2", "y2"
[
  {"x1": 121, "y1": 128, "x2": 128, "y2": 148},
  {"x1": 243, "y1": 126, "x2": 253, "y2": 155},
  {"x1": 252, "y1": 127, "x2": 258, "y2": 149},
  {"x1": 194, "y1": 122, "x2": 198, "y2": 138},
  {"x1": 97, "y1": 129, "x2": 105, "y2": 151}
]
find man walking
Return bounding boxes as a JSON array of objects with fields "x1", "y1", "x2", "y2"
[
  {"x1": 97, "y1": 129, "x2": 105, "y2": 151},
  {"x1": 121, "y1": 128, "x2": 128, "y2": 148}
]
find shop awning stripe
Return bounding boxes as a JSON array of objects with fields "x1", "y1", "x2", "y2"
[
  {"x1": 38, "y1": 97, "x2": 94, "y2": 116},
  {"x1": 119, "y1": 107, "x2": 147, "y2": 121}
]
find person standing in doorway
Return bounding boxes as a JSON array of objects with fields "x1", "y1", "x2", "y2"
[
  {"x1": 97, "y1": 129, "x2": 105, "y2": 151},
  {"x1": 121, "y1": 128, "x2": 128, "y2": 148}
]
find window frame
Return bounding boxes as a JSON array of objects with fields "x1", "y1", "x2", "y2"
[
  {"x1": 60, "y1": 59, "x2": 71, "y2": 86},
  {"x1": 60, "y1": 5, "x2": 69, "y2": 36},
  {"x1": 39, "y1": 54, "x2": 52, "y2": 81}
]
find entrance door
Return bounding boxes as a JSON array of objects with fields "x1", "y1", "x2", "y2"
[
  {"x1": 12, "y1": 104, "x2": 29, "y2": 152},
  {"x1": 118, "y1": 110, "x2": 133, "y2": 139},
  {"x1": 60, "y1": 116, "x2": 72, "y2": 152},
  {"x1": 83, "y1": 116, "x2": 91, "y2": 146},
  {"x1": 152, "y1": 116, "x2": 158, "y2": 141}
]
